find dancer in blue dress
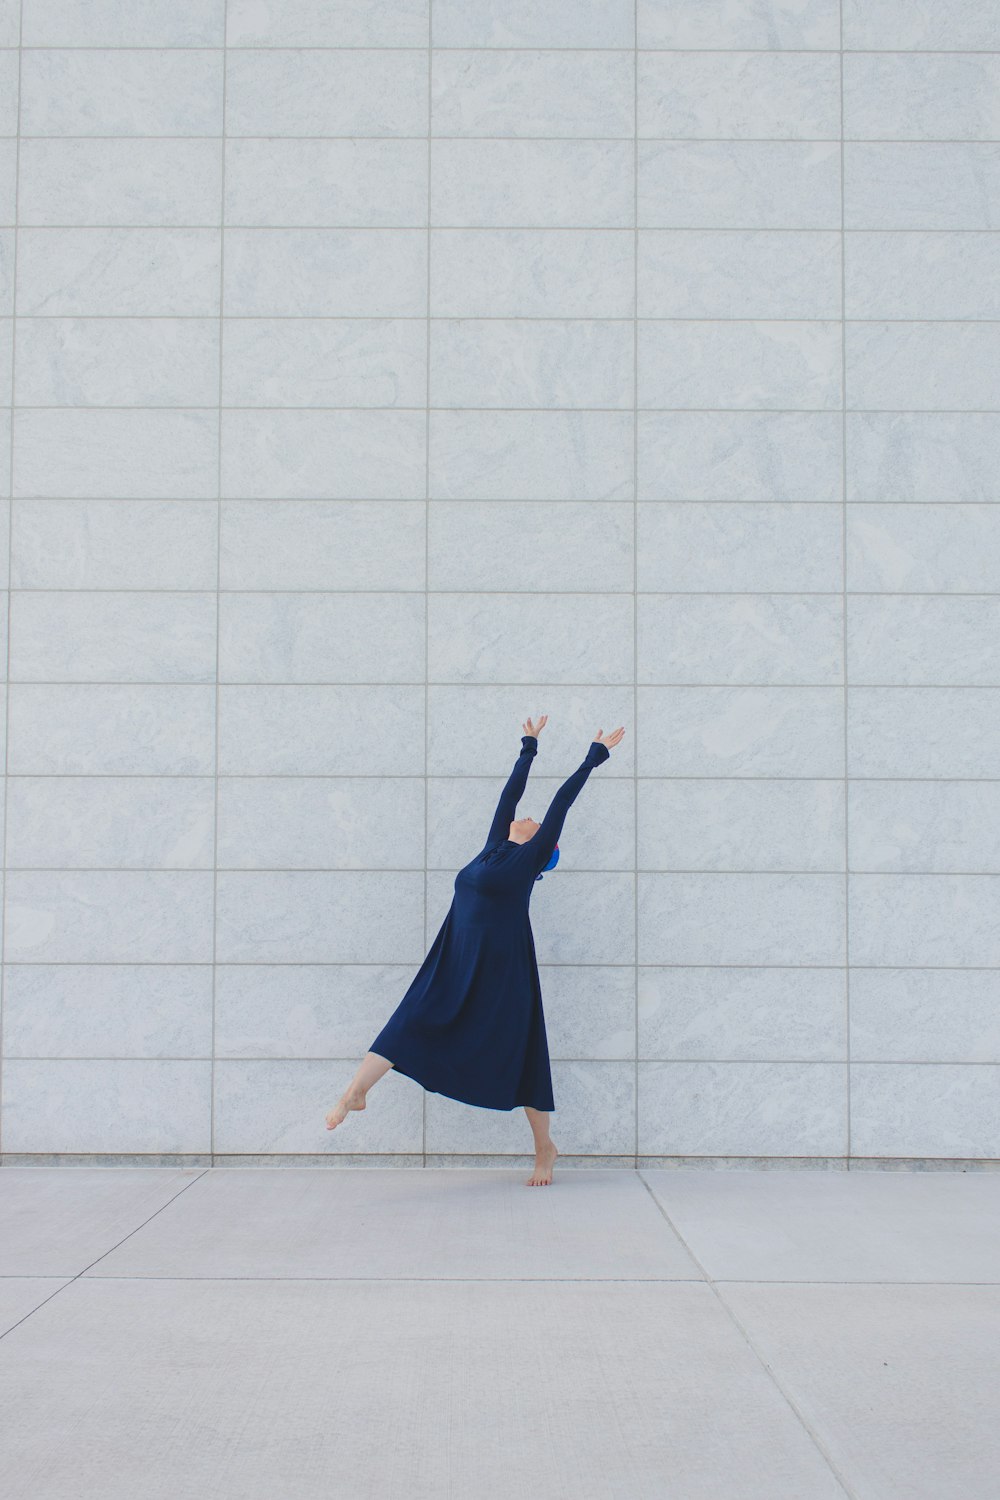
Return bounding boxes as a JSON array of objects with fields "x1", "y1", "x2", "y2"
[{"x1": 325, "y1": 717, "x2": 625, "y2": 1185}]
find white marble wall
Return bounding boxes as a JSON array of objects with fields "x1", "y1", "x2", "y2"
[{"x1": 1, "y1": 0, "x2": 998, "y2": 1165}]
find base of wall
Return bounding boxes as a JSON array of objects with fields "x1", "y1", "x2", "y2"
[{"x1": 2, "y1": 1152, "x2": 999, "y2": 1171}]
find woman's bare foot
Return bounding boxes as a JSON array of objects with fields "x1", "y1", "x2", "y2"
[
  {"x1": 325, "y1": 1087, "x2": 366, "y2": 1130},
  {"x1": 526, "y1": 1141, "x2": 558, "y2": 1186}
]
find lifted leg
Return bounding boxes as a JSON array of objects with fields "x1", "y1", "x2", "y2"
[{"x1": 325, "y1": 1051, "x2": 394, "y2": 1130}]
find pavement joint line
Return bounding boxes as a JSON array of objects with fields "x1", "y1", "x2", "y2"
[
  {"x1": 636, "y1": 1164, "x2": 861, "y2": 1499},
  {"x1": 0, "y1": 1167, "x2": 211, "y2": 1344}
]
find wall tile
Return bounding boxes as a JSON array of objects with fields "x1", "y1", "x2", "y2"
[
  {"x1": 214, "y1": 963, "x2": 421, "y2": 1059},
  {"x1": 850, "y1": 969, "x2": 1000, "y2": 1063},
  {"x1": 850, "y1": 874, "x2": 1000, "y2": 967},
  {"x1": 21, "y1": 0, "x2": 225, "y2": 46},
  {"x1": 433, "y1": 0, "x2": 634, "y2": 49},
  {"x1": 639, "y1": 966, "x2": 846, "y2": 1062},
  {"x1": 638, "y1": 685, "x2": 845, "y2": 778},
  {"x1": 11, "y1": 500, "x2": 219, "y2": 589},
  {"x1": 639, "y1": 872, "x2": 846, "y2": 965},
  {"x1": 639, "y1": 319, "x2": 842, "y2": 409},
  {"x1": 638, "y1": 595, "x2": 843, "y2": 684},
  {"x1": 848, "y1": 686, "x2": 1000, "y2": 778},
  {"x1": 639, "y1": 777, "x2": 845, "y2": 872},
  {"x1": 20, "y1": 48, "x2": 223, "y2": 136},
  {"x1": 1, "y1": 1060, "x2": 211, "y2": 1154},
  {"x1": 227, "y1": 0, "x2": 428, "y2": 48},
  {"x1": 847, "y1": 596, "x2": 1000, "y2": 685},
  {"x1": 428, "y1": 501, "x2": 634, "y2": 593},
  {"x1": 19, "y1": 140, "x2": 223, "y2": 227},
  {"x1": 430, "y1": 410, "x2": 633, "y2": 499},
  {"x1": 845, "y1": 232, "x2": 1000, "y2": 320},
  {"x1": 639, "y1": 229, "x2": 840, "y2": 319},
  {"x1": 433, "y1": 50, "x2": 633, "y2": 138},
  {"x1": 638, "y1": 502, "x2": 842, "y2": 591},
  {"x1": 639, "y1": 1061, "x2": 847, "y2": 1156},
  {"x1": 225, "y1": 229, "x2": 426, "y2": 317},
  {"x1": 844, "y1": 54, "x2": 1000, "y2": 142},
  {"x1": 225, "y1": 139, "x2": 428, "y2": 226},
  {"x1": 3, "y1": 965, "x2": 213, "y2": 1058},
  {"x1": 6, "y1": 776, "x2": 215, "y2": 869},
  {"x1": 7, "y1": 684, "x2": 217, "y2": 775},
  {"x1": 850, "y1": 1063, "x2": 1000, "y2": 1158},
  {"x1": 431, "y1": 229, "x2": 633, "y2": 318},
  {"x1": 842, "y1": 0, "x2": 1000, "y2": 50},
  {"x1": 640, "y1": 140, "x2": 841, "y2": 228},
  {"x1": 844, "y1": 143, "x2": 1000, "y2": 229},
  {"x1": 640, "y1": 0, "x2": 840, "y2": 50},
  {"x1": 849, "y1": 781, "x2": 1000, "y2": 872},
  {"x1": 226, "y1": 50, "x2": 428, "y2": 137},
  {"x1": 847, "y1": 504, "x2": 1000, "y2": 592},
  {"x1": 431, "y1": 318, "x2": 633, "y2": 409},
  {"x1": 639, "y1": 52, "x2": 839, "y2": 140},
  {"x1": 432, "y1": 140, "x2": 634, "y2": 228},
  {"x1": 639, "y1": 411, "x2": 842, "y2": 501},
  {"x1": 218, "y1": 592, "x2": 425, "y2": 683}
]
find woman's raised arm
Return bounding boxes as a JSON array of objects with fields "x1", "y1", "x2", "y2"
[
  {"x1": 529, "y1": 738, "x2": 611, "y2": 873},
  {"x1": 484, "y1": 716, "x2": 548, "y2": 846}
]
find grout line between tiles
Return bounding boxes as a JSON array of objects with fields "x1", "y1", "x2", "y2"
[
  {"x1": 14, "y1": 586, "x2": 1000, "y2": 593},
  {"x1": 10, "y1": 46, "x2": 1000, "y2": 54},
  {"x1": 422, "y1": 4, "x2": 432, "y2": 1169},
  {"x1": 5, "y1": 226, "x2": 1000, "y2": 233},
  {"x1": 9, "y1": 679, "x2": 1000, "y2": 688},
  {"x1": 840, "y1": 0, "x2": 852, "y2": 1167},
  {"x1": 632, "y1": 0, "x2": 639, "y2": 1167},
  {"x1": 14, "y1": 133, "x2": 1000, "y2": 145},
  {"x1": 9, "y1": 315, "x2": 1000, "y2": 323},
  {"x1": 6, "y1": 1057, "x2": 999, "y2": 1067},
  {"x1": 9, "y1": 404, "x2": 1000, "y2": 411},
  {"x1": 6, "y1": 226, "x2": 1000, "y2": 234},
  {"x1": 0, "y1": 1, "x2": 23, "y2": 1158},
  {"x1": 208, "y1": 0, "x2": 227, "y2": 1165}
]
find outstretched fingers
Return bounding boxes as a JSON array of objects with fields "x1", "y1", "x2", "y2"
[{"x1": 595, "y1": 725, "x2": 626, "y2": 749}]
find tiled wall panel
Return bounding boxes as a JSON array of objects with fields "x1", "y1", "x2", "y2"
[{"x1": 2, "y1": 0, "x2": 998, "y2": 1164}]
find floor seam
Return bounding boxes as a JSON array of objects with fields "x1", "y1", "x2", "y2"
[
  {"x1": 636, "y1": 1168, "x2": 862, "y2": 1500},
  {"x1": 0, "y1": 1168, "x2": 211, "y2": 1344}
]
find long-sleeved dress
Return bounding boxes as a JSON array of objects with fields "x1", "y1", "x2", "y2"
[{"x1": 368, "y1": 734, "x2": 611, "y2": 1111}]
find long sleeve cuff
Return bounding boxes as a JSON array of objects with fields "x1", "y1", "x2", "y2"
[
  {"x1": 586, "y1": 740, "x2": 610, "y2": 765},
  {"x1": 521, "y1": 735, "x2": 538, "y2": 754}
]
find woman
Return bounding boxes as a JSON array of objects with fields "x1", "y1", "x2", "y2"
[{"x1": 325, "y1": 717, "x2": 625, "y2": 1186}]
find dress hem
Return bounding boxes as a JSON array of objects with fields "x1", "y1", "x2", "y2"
[{"x1": 384, "y1": 1057, "x2": 555, "y2": 1114}]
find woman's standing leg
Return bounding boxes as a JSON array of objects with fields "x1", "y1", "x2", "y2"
[
  {"x1": 325, "y1": 1051, "x2": 394, "y2": 1130},
  {"x1": 523, "y1": 1106, "x2": 559, "y2": 1186}
]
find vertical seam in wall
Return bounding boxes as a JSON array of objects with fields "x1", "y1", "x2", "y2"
[
  {"x1": 211, "y1": 14, "x2": 228, "y2": 1164},
  {"x1": 0, "y1": 2, "x2": 24, "y2": 1159},
  {"x1": 633, "y1": 2, "x2": 639, "y2": 1165},
  {"x1": 839, "y1": 2, "x2": 851, "y2": 1166},
  {"x1": 424, "y1": 3, "x2": 433, "y2": 1167}
]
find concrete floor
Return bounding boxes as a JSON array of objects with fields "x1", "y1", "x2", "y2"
[{"x1": 0, "y1": 1166, "x2": 997, "y2": 1500}]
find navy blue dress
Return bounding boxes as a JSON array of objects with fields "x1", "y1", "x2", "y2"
[{"x1": 369, "y1": 734, "x2": 611, "y2": 1112}]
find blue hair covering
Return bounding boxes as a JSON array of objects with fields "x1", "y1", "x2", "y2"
[{"x1": 534, "y1": 842, "x2": 560, "y2": 881}]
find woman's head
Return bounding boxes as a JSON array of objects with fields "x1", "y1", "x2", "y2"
[{"x1": 508, "y1": 815, "x2": 540, "y2": 844}]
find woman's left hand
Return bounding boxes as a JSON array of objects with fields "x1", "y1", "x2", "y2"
[
  {"x1": 523, "y1": 715, "x2": 548, "y2": 737},
  {"x1": 594, "y1": 726, "x2": 626, "y2": 749}
]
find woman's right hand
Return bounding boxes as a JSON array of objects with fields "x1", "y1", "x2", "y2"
[
  {"x1": 594, "y1": 726, "x2": 625, "y2": 750},
  {"x1": 523, "y1": 715, "x2": 548, "y2": 737}
]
